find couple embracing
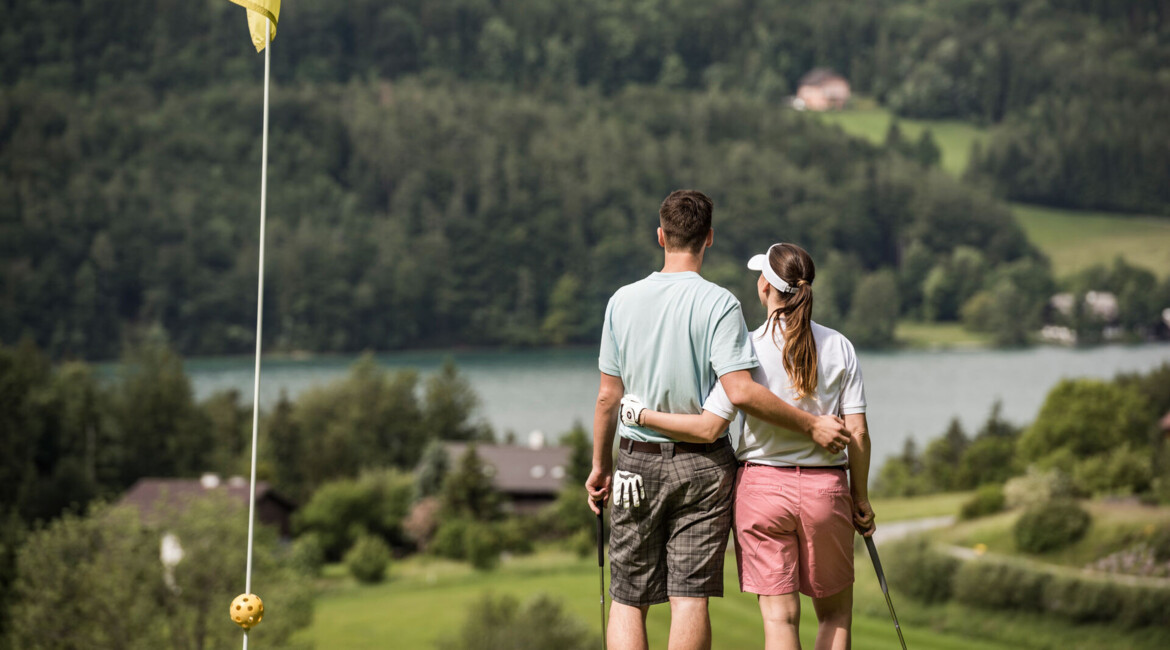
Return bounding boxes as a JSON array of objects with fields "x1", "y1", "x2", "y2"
[{"x1": 586, "y1": 190, "x2": 877, "y2": 650}]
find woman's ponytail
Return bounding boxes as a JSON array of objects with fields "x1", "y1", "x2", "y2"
[{"x1": 766, "y1": 245, "x2": 818, "y2": 399}]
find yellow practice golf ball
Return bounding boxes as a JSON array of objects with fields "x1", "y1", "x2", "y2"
[{"x1": 230, "y1": 593, "x2": 265, "y2": 630}]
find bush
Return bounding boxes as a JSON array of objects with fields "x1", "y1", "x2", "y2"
[
  {"x1": 465, "y1": 523, "x2": 504, "y2": 571},
  {"x1": 437, "y1": 592, "x2": 599, "y2": 650},
  {"x1": 953, "y1": 559, "x2": 1050, "y2": 612},
  {"x1": 958, "y1": 484, "x2": 1006, "y2": 520},
  {"x1": 884, "y1": 537, "x2": 961, "y2": 602},
  {"x1": 294, "y1": 469, "x2": 415, "y2": 560},
  {"x1": 1003, "y1": 467, "x2": 1077, "y2": 509},
  {"x1": 345, "y1": 535, "x2": 392, "y2": 584},
  {"x1": 1013, "y1": 500, "x2": 1091, "y2": 554},
  {"x1": 1152, "y1": 522, "x2": 1170, "y2": 563},
  {"x1": 1042, "y1": 574, "x2": 1122, "y2": 623},
  {"x1": 1070, "y1": 445, "x2": 1153, "y2": 497},
  {"x1": 431, "y1": 518, "x2": 472, "y2": 560},
  {"x1": 289, "y1": 532, "x2": 326, "y2": 577},
  {"x1": 431, "y1": 518, "x2": 507, "y2": 570}
]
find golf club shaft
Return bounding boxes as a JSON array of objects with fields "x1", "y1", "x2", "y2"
[
  {"x1": 596, "y1": 503, "x2": 607, "y2": 650},
  {"x1": 865, "y1": 536, "x2": 908, "y2": 650}
]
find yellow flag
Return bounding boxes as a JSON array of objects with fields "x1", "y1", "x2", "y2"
[{"x1": 228, "y1": 1, "x2": 281, "y2": 53}]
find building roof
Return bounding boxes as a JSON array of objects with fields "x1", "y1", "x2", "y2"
[
  {"x1": 446, "y1": 443, "x2": 571, "y2": 495},
  {"x1": 118, "y1": 476, "x2": 295, "y2": 525},
  {"x1": 799, "y1": 68, "x2": 847, "y2": 87}
]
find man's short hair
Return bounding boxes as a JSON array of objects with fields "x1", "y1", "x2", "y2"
[{"x1": 659, "y1": 190, "x2": 713, "y2": 253}]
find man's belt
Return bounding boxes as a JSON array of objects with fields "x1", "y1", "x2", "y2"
[{"x1": 620, "y1": 437, "x2": 727, "y2": 455}]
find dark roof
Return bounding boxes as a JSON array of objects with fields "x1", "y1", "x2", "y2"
[
  {"x1": 118, "y1": 477, "x2": 295, "y2": 524},
  {"x1": 446, "y1": 443, "x2": 571, "y2": 495},
  {"x1": 799, "y1": 68, "x2": 847, "y2": 87}
]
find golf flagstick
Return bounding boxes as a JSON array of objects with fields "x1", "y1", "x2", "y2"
[
  {"x1": 596, "y1": 502, "x2": 608, "y2": 650},
  {"x1": 865, "y1": 536, "x2": 908, "y2": 650}
]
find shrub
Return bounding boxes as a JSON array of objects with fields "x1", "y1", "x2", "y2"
[
  {"x1": 1152, "y1": 522, "x2": 1170, "y2": 563},
  {"x1": 1070, "y1": 445, "x2": 1153, "y2": 497},
  {"x1": 431, "y1": 518, "x2": 507, "y2": 570},
  {"x1": 345, "y1": 535, "x2": 391, "y2": 584},
  {"x1": 437, "y1": 593, "x2": 598, "y2": 650},
  {"x1": 1003, "y1": 467, "x2": 1077, "y2": 509},
  {"x1": 953, "y1": 559, "x2": 1050, "y2": 612},
  {"x1": 959, "y1": 484, "x2": 1006, "y2": 520},
  {"x1": 294, "y1": 469, "x2": 415, "y2": 559},
  {"x1": 431, "y1": 518, "x2": 472, "y2": 560},
  {"x1": 1042, "y1": 574, "x2": 1122, "y2": 623},
  {"x1": 884, "y1": 537, "x2": 961, "y2": 602},
  {"x1": 289, "y1": 532, "x2": 326, "y2": 577},
  {"x1": 1013, "y1": 500, "x2": 1091, "y2": 554},
  {"x1": 465, "y1": 523, "x2": 504, "y2": 571}
]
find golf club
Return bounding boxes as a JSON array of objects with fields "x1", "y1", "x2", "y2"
[
  {"x1": 595, "y1": 500, "x2": 608, "y2": 650},
  {"x1": 865, "y1": 535, "x2": 908, "y2": 650}
]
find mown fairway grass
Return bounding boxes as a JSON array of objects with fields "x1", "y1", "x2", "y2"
[
  {"x1": 294, "y1": 548, "x2": 1005, "y2": 649},
  {"x1": 813, "y1": 105, "x2": 1170, "y2": 279}
]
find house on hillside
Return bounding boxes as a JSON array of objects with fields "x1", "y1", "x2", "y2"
[
  {"x1": 119, "y1": 474, "x2": 296, "y2": 538},
  {"x1": 446, "y1": 435, "x2": 571, "y2": 514},
  {"x1": 793, "y1": 68, "x2": 851, "y2": 111}
]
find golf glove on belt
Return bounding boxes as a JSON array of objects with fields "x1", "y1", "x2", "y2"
[
  {"x1": 612, "y1": 470, "x2": 646, "y2": 509},
  {"x1": 620, "y1": 395, "x2": 645, "y2": 427}
]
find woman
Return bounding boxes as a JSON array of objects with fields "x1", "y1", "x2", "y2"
[{"x1": 621, "y1": 242, "x2": 875, "y2": 650}]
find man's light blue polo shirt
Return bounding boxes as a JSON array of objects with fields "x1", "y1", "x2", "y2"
[{"x1": 599, "y1": 271, "x2": 758, "y2": 443}]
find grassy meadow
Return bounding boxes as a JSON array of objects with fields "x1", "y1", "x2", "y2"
[
  {"x1": 291, "y1": 493, "x2": 1170, "y2": 650},
  {"x1": 813, "y1": 104, "x2": 1170, "y2": 282}
]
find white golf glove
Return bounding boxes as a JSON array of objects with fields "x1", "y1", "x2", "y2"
[
  {"x1": 612, "y1": 470, "x2": 646, "y2": 509},
  {"x1": 620, "y1": 395, "x2": 645, "y2": 427}
]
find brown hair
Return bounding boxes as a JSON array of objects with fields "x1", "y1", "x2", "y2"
[
  {"x1": 659, "y1": 190, "x2": 713, "y2": 253},
  {"x1": 764, "y1": 244, "x2": 818, "y2": 399}
]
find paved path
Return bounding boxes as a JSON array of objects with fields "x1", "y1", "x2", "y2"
[{"x1": 871, "y1": 515, "x2": 955, "y2": 545}]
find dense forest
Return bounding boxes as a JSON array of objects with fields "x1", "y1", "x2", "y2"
[{"x1": 2, "y1": 0, "x2": 1168, "y2": 358}]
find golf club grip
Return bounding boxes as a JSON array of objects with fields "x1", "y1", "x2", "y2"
[{"x1": 595, "y1": 502, "x2": 605, "y2": 567}]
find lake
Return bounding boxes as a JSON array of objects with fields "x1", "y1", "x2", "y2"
[{"x1": 183, "y1": 343, "x2": 1170, "y2": 463}]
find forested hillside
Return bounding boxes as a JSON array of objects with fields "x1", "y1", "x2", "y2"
[{"x1": 2, "y1": 0, "x2": 1167, "y2": 358}]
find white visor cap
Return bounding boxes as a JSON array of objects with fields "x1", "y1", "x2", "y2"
[{"x1": 747, "y1": 244, "x2": 798, "y2": 294}]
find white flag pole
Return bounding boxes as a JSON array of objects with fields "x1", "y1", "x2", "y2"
[{"x1": 242, "y1": 17, "x2": 271, "y2": 650}]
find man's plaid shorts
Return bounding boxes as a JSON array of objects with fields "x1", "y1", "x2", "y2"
[{"x1": 608, "y1": 437, "x2": 737, "y2": 607}]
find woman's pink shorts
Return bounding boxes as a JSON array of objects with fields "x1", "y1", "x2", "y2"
[{"x1": 733, "y1": 463, "x2": 855, "y2": 598}]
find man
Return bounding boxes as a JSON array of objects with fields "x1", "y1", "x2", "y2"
[{"x1": 586, "y1": 190, "x2": 851, "y2": 650}]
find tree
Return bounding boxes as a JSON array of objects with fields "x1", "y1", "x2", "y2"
[
  {"x1": 415, "y1": 439, "x2": 450, "y2": 499},
  {"x1": 112, "y1": 338, "x2": 211, "y2": 487},
  {"x1": 923, "y1": 418, "x2": 969, "y2": 491},
  {"x1": 441, "y1": 445, "x2": 503, "y2": 522},
  {"x1": 293, "y1": 470, "x2": 415, "y2": 559},
  {"x1": 1020, "y1": 379, "x2": 1149, "y2": 466},
  {"x1": 7, "y1": 500, "x2": 312, "y2": 649},
  {"x1": 423, "y1": 358, "x2": 491, "y2": 442},
  {"x1": 845, "y1": 270, "x2": 899, "y2": 348}
]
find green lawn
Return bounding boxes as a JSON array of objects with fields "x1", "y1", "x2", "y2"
[
  {"x1": 871, "y1": 490, "x2": 973, "y2": 522},
  {"x1": 814, "y1": 106, "x2": 986, "y2": 177},
  {"x1": 294, "y1": 549, "x2": 1004, "y2": 650},
  {"x1": 933, "y1": 500, "x2": 1170, "y2": 568},
  {"x1": 1013, "y1": 203, "x2": 1170, "y2": 279},
  {"x1": 814, "y1": 104, "x2": 1170, "y2": 280},
  {"x1": 895, "y1": 321, "x2": 992, "y2": 350}
]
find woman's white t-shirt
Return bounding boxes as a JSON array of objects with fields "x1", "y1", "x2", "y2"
[{"x1": 703, "y1": 319, "x2": 866, "y2": 467}]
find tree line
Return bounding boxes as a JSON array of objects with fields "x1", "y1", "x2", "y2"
[
  {"x1": 4, "y1": 0, "x2": 1168, "y2": 215},
  {"x1": 2, "y1": 79, "x2": 1050, "y2": 358}
]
